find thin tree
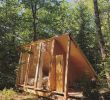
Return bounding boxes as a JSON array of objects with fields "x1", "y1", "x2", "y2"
[
  {"x1": 93, "y1": 0, "x2": 110, "y2": 88},
  {"x1": 22, "y1": 0, "x2": 46, "y2": 41},
  {"x1": 93, "y1": 0, "x2": 106, "y2": 59},
  {"x1": 30, "y1": 0, "x2": 38, "y2": 41}
]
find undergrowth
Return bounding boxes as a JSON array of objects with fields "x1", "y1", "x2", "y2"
[{"x1": 0, "y1": 88, "x2": 16, "y2": 100}]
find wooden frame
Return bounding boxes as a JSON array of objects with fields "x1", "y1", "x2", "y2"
[{"x1": 16, "y1": 34, "x2": 97, "y2": 100}]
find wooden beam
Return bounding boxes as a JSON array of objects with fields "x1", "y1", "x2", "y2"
[
  {"x1": 52, "y1": 91, "x2": 85, "y2": 99},
  {"x1": 24, "y1": 46, "x2": 32, "y2": 87},
  {"x1": 20, "y1": 53, "x2": 24, "y2": 84},
  {"x1": 37, "y1": 43, "x2": 44, "y2": 88},
  {"x1": 20, "y1": 53, "x2": 26, "y2": 84},
  {"x1": 49, "y1": 39, "x2": 55, "y2": 90},
  {"x1": 64, "y1": 37, "x2": 71, "y2": 100},
  {"x1": 34, "y1": 43, "x2": 42, "y2": 89},
  {"x1": 16, "y1": 52, "x2": 22, "y2": 85}
]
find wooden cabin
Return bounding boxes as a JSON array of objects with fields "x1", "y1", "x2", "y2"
[{"x1": 16, "y1": 34, "x2": 97, "y2": 100}]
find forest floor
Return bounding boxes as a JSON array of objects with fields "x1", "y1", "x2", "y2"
[
  {"x1": 0, "y1": 95, "x2": 38, "y2": 100},
  {"x1": 0, "y1": 88, "x2": 110, "y2": 100},
  {"x1": 0, "y1": 93, "x2": 38, "y2": 100},
  {"x1": 0, "y1": 89, "x2": 39, "y2": 100}
]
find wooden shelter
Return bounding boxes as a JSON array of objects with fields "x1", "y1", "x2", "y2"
[{"x1": 16, "y1": 34, "x2": 97, "y2": 100}]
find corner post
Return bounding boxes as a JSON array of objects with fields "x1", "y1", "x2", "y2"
[
  {"x1": 64, "y1": 37, "x2": 71, "y2": 100},
  {"x1": 16, "y1": 52, "x2": 22, "y2": 85},
  {"x1": 24, "y1": 45, "x2": 31, "y2": 88}
]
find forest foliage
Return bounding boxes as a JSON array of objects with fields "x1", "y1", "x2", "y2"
[{"x1": 0, "y1": 0, "x2": 110, "y2": 89}]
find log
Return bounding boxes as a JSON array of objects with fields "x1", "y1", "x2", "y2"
[{"x1": 64, "y1": 38, "x2": 71, "y2": 100}]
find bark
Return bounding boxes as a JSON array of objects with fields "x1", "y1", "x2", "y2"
[{"x1": 93, "y1": 0, "x2": 106, "y2": 59}]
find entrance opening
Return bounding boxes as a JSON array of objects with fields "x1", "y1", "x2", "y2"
[
  {"x1": 18, "y1": 45, "x2": 31, "y2": 85},
  {"x1": 26, "y1": 44, "x2": 40, "y2": 86},
  {"x1": 36, "y1": 42, "x2": 51, "y2": 90}
]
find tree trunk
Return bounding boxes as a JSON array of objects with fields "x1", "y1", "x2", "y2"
[
  {"x1": 32, "y1": 12, "x2": 38, "y2": 41},
  {"x1": 93, "y1": 0, "x2": 110, "y2": 88},
  {"x1": 30, "y1": 2, "x2": 38, "y2": 41},
  {"x1": 93, "y1": 0, "x2": 106, "y2": 58},
  {"x1": 107, "y1": 0, "x2": 110, "y2": 40},
  {"x1": 78, "y1": 8, "x2": 85, "y2": 48}
]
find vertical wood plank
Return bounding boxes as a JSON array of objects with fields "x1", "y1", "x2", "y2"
[
  {"x1": 64, "y1": 38, "x2": 71, "y2": 100},
  {"x1": 34, "y1": 43, "x2": 42, "y2": 89},
  {"x1": 49, "y1": 39, "x2": 55, "y2": 90},
  {"x1": 24, "y1": 46, "x2": 31, "y2": 87},
  {"x1": 56, "y1": 55, "x2": 64, "y2": 92}
]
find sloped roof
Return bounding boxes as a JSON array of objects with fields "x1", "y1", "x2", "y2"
[{"x1": 54, "y1": 34, "x2": 97, "y2": 79}]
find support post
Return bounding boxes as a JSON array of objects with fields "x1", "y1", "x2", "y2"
[
  {"x1": 49, "y1": 39, "x2": 55, "y2": 90},
  {"x1": 24, "y1": 45, "x2": 31, "y2": 87},
  {"x1": 64, "y1": 37, "x2": 71, "y2": 100},
  {"x1": 37, "y1": 43, "x2": 44, "y2": 88},
  {"x1": 34, "y1": 43, "x2": 42, "y2": 89},
  {"x1": 16, "y1": 52, "x2": 22, "y2": 85}
]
